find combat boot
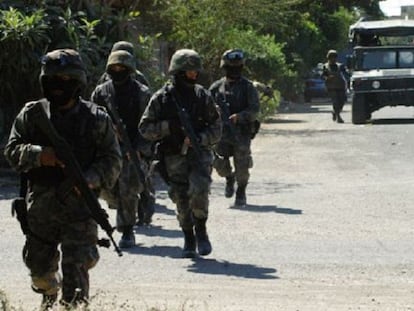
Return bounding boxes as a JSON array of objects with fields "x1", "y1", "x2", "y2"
[
  {"x1": 194, "y1": 219, "x2": 212, "y2": 256},
  {"x1": 336, "y1": 114, "x2": 344, "y2": 123},
  {"x1": 39, "y1": 293, "x2": 57, "y2": 311},
  {"x1": 118, "y1": 226, "x2": 135, "y2": 248},
  {"x1": 182, "y1": 228, "x2": 197, "y2": 258},
  {"x1": 225, "y1": 174, "x2": 235, "y2": 198},
  {"x1": 234, "y1": 184, "x2": 247, "y2": 207}
]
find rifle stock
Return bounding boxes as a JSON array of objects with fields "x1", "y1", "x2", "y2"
[
  {"x1": 30, "y1": 101, "x2": 122, "y2": 257},
  {"x1": 105, "y1": 95, "x2": 145, "y2": 193}
]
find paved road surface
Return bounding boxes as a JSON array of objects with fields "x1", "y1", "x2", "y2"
[{"x1": 1, "y1": 100, "x2": 414, "y2": 310}]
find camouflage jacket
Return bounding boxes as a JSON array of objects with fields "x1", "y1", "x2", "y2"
[
  {"x1": 209, "y1": 76, "x2": 259, "y2": 124},
  {"x1": 139, "y1": 82, "x2": 222, "y2": 155},
  {"x1": 209, "y1": 76, "x2": 259, "y2": 140},
  {"x1": 322, "y1": 62, "x2": 347, "y2": 90},
  {"x1": 91, "y1": 78, "x2": 152, "y2": 152},
  {"x1": 4, "y1": 98, "x2": 122, "y2": 191}
]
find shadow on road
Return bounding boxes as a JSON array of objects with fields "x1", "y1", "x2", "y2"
[
  {"x1": 153, "y1": 202, "x2": 175, "y2": 216},
  {"x1": 187, "y1": 258, "x2": 278, "y2": 280},
  {"x1": 134, "y1": 225, "x2": 182, "y2": 239},
  {"x1": 264, "y1": 118, "x2": 305, "y2": 124},
  {"x1": 370, "y1": 118, "x2": 414, "y2": 125},
  {"x1": 260, "y1": 128, "x2": 341, "y2": 137},
  {"x1": 230, "y1": 204, "x2": 302, "y2": 215},
  {"x1": 121, "y1": 244, "x2": 183, "y2": 259}
]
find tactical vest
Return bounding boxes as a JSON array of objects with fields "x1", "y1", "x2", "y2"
[
  {"x1": 95, "y1": 79, "x2": 147, "y2": 146},
  {"x1": 158, "y1": 83, "x2": 210, "y2": 154},
  {"x1": 26, "y1": 99, "x2": 100, "y2": 186},
  {"x1": 215, "y1": 77, "x2": 250, "y2": 115}
]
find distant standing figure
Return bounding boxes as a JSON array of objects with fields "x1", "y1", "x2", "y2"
[{"x1": 322, "y1": 49, "x2": 348, "y2": 123}]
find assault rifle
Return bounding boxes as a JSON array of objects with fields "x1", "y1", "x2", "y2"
[
  {"x1": 171, "y1": 91, "x2": 202, "y2": 160},
  {"x1": 217, "y1": 93, "x2": 240, "y2": 142},
  {"x1": 29, "y1": 101, "x2": 123, "y2": 256},
  {"x1": 105, "y1": 94, "x2": 145, "y2": 193}
]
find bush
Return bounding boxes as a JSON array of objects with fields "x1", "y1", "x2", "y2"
[{"x1": 0, "y1": 3, "x2": 160, "y2": 142}]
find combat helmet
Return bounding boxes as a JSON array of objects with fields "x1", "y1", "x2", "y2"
[
  {"x1": 40, "y1": 49, "x2": 87, "y2": 87},
  {"x1": 326, "y1": 49, "x2": 338, "y2": 59},
  {"x1": 220, "y1": 49, "x2": 245, "y2": 68},
  {"x1": 106, "y1": 50, "x2": 136, "y2": 73},
  {"x1": 168, "y1": 49, "x2": 202, "y2": 75},
  {"x1": 111, "y1": 41, "x2": 135, "y2": 55}
]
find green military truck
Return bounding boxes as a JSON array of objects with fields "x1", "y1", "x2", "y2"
[{"x1": 348, "y1": 19, "x2": 414, "y2": 124}]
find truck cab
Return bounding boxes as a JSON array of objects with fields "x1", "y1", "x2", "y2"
[{"x1": 348, "y1": 19, "x2": 414, "y2": 124}]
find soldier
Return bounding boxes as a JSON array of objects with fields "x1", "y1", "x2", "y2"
[
  {"x1": 97, "y1": 40, "x2": 150, "y2": 87},
  {"x1": 209, "y1": 49, "x2": 259, "y2": 207},
  {"x1": 321, "y1": 49, "x2": 348, "y2": 123},
  {"x1": 98, "y1": 41, "x2": 155, "y2": 228},
  {"x1": 139, "y1": 49, "x2": 221, "y2": 258},
  {"x1": 3, "y1": 49, "x2": 122, "y2": 309},
  {"x1": 91, "y1": 50, "x2": 152, "y2": 248}
]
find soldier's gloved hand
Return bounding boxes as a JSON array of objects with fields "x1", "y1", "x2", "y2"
[
  {"x1": 168, "y1": 119, "x2": 184, "y2": 137},
  {"x1": 229, "y1": 113, "x2": 239, "y2": 124},
  {"x1": 40, "y1": 147, "x2": 65, "y2": 167}
]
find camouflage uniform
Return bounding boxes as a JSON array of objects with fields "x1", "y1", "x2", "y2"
[
  {"x1": 91, "y1": 50, "x2": 152, "y2": 248},
  {"x1": 209, "y1": 49, "x2": 259, "y2": 207},
  {"x1": 3, "y1": 49, "x2": 122, "y2": 308},
  {"x1": 322, "y1": 49, "x2": 348, "y2": 123},
  {"x1": 97, "y1": 40, "x2": 150, "y2": 87},
  {"x1": 139, "y1": 49, "x2": 221, "y2": 258}
]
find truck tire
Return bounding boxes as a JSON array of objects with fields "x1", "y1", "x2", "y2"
[{"x1": 352, "y1": 94, "x2": 367, "y2": 124}]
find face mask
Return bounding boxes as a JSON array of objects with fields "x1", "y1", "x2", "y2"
[
  {"x1": 174, "y1": 71, "x2": 198, "y2": 89},
  {"x1": 108, "y1": 69, "x2": 130, "y2": 84},
  {"x1": 225, "y1": 66, "x2": 243, "y2": 79},
  {"x1": 43, "y1": 76, "x2": 80, "y2": 108}
]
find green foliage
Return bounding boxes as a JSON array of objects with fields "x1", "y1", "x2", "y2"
[
  {"x1": 135, "y1": 33, "x2": 167, "y2": 91},
  {"x1": 0, "y1": 7, "x2": 49, "y2": 134},
  {"x1": 0, "y1": 2, "x2": 157, "y2": 139}
]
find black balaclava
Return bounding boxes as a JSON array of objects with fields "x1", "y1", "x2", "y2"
[
  {"x1": 224, "y1": 65, "x2": 243, "y2": 80},
  {"x1": 173, "y1": 71, "x2": 199, "y2": 90},
  {"x1": 43, "y1": 76, "x2": 81, "y2": 108},
  {"x1": 107, "y1": 67, "x2": 131, "y2": 85}
]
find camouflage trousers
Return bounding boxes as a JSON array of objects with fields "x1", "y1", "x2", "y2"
[
  {"x1": 24, "y1": 184, "x2": 99, "y2": 304},
  {"x1": 137, "y1": 157, "x2": 155, "y2": 224},
  {"x1": 164, "y1": 150, "x2": 213, "y2": 230},
  {"x1": 213, "y1": 134, "x2": 253, "y2": 186},
  {"x1": 101, "y1": 156, "x2": 141, "y2": 231}
]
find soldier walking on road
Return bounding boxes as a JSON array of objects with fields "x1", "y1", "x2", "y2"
[
  {"x1": 321, "y1": 49, "x2": 348, "y2": 123},
  {"x1": 209, "y1": 49, "x2": 259, "y2": 207},
  {"x1": 4, "y1": 49, "x2": 122, "y2": 310},
  {"x1": 91, "y1": 50, "x2": 152, "y2": 248},
  {"x1": 139, "y1": 49, "x2": 222, "y2": 258}
]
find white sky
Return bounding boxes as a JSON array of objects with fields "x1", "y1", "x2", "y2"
[{"x1": 380, "y1": 0, "x2": 414, "y2": 16}]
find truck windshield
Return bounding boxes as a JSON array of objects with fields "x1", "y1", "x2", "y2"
[{"x1": 360, "y1": 50, "x2": 414, "y2": 70}]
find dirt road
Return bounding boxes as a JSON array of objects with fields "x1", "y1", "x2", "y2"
[{"x1": 1, "y1": 100, "x2": 414, "y2": 310}]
